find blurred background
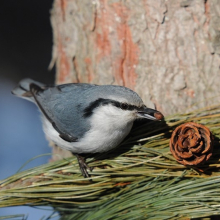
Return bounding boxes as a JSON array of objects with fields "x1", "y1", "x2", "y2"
[{"x1": 0, "y1": 0, "x2": 58, "y2": 218}]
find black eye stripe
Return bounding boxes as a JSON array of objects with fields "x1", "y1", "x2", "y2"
[
  {"x1": 120, "y1": 103, "x2": 135, "y2": 111},
  {"x1": 83, "y1": 98, "x2": 144, "y2": 117}
]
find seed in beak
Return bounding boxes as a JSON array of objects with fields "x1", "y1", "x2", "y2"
[{"x1": 154, "y1": 112, "x2": 164, "y2": 120}]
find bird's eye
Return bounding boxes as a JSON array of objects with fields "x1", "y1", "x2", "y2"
[{"x1": 121, "y1": 103, "x2": 129, "y2": 110}]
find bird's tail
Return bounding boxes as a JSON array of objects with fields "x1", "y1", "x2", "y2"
[{"x1": 11, "y1": 78, "x2": 45, "y2": 102}]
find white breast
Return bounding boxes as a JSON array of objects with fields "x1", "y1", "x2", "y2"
[{"x1": 41, "y1": 105, "x2": 134, "y2": 154}]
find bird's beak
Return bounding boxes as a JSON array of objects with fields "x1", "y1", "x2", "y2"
[{"x1": 137, "y1": 107, "x2": 164, "y2": 121}]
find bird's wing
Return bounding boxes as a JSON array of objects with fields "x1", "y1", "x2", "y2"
[{"x1": 30, "y1": 83, "x2": 95, "y2": 142}]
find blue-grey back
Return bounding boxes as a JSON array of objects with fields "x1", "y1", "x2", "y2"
[{"x1": 36, "y1": 84, "x2": 95, "y2": 139}]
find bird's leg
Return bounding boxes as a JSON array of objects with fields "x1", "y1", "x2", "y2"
[{"x1": 73, "y1": 154, "x2": 93, "y2": 178}]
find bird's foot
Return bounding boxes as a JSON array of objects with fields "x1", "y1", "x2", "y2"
[{"x1": 74, "y1": 154, "x2": 93, "y2": 178}]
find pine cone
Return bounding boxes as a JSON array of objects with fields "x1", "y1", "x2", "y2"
[{"x1": 170, "y1": 122, "x2": 213, "y2": 166}]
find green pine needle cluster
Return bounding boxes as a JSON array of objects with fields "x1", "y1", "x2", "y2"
[{"x1": 1, "y1": 104, "x2": 220, "y2": 219}]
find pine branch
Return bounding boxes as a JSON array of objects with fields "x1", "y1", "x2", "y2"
[{"x1": 1, "y1": 104, "x2": 220, "y2": 219}]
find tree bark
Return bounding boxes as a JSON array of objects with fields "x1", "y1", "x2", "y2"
[{"x1": 49, "y1": 0, "x2": 220, "y2": 159}]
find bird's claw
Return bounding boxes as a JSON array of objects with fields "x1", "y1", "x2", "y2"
[{"x1": 74, "y1": 154, "x2": 93, "y2": 178}]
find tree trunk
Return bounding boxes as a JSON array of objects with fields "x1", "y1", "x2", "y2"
[{"x1": 49, "y1": 0, "x2": 220, "y2": 159}]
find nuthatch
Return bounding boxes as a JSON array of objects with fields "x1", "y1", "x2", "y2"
[{"x1": 12, "y1": 79, "x2": 163, "y2": 177}]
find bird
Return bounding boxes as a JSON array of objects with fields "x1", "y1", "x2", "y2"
[{"x1": 12, "y1": 78, "x2": 164, "y2": 178}]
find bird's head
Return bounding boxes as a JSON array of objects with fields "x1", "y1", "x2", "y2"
[{"x1": 83, "y1": 85, "x2": 164, "y2": 123}]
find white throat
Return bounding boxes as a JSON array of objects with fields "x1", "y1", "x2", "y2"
[{"x1": 76, "y1": 105, "x2": 134, "y2": 153}]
